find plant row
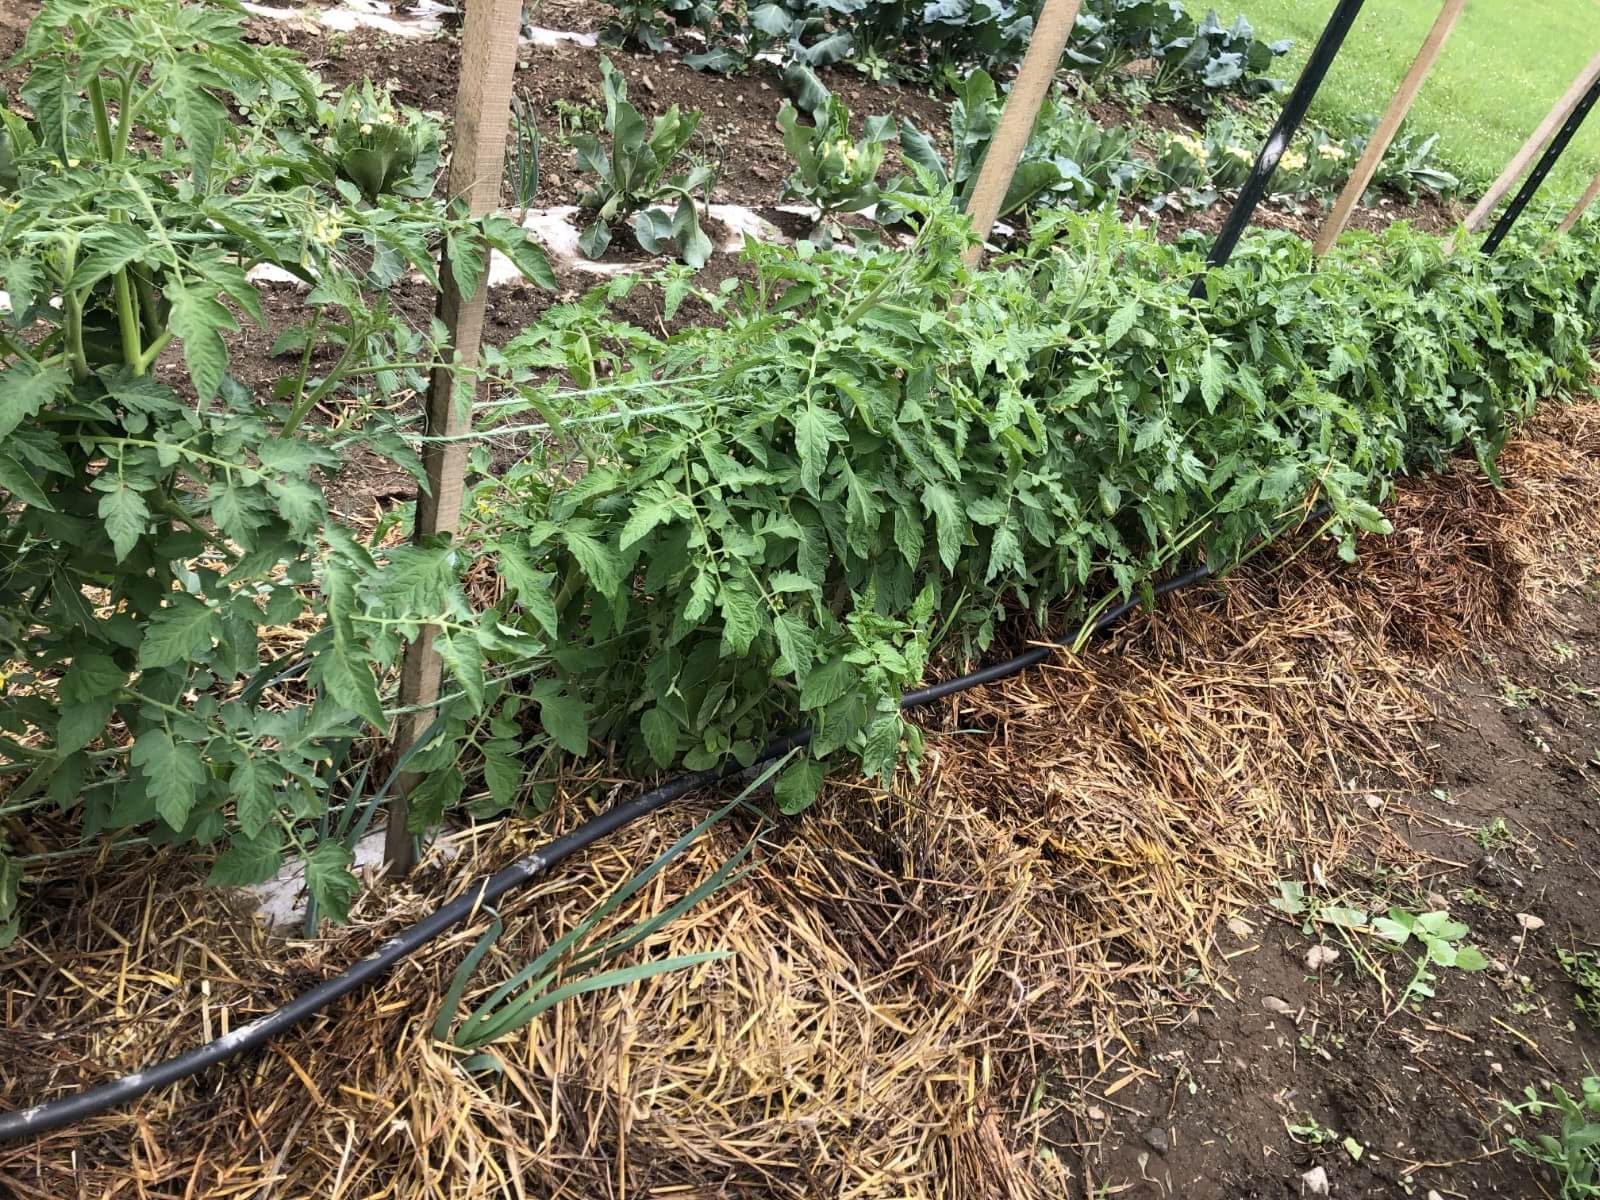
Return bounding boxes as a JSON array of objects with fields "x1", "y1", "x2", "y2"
[
  {"x1": 461, "y1": 203, "x2": 1600, "y2": 819},
  {"x1": 0, "y1": 0, "x2": 1593, "y2": 938},
  {"x1": 600, "y1": 0, "x2": 1290, "y2": 113},
  {"x1": 553, "y1": 58, "x2": 1459, "y2": 267},
  {"x1": 0, "y1": 0, "x2": 554, "y2": 936}
]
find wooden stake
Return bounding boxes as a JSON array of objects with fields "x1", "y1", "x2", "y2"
[
  {"x1": 960, "y1": 0, "x2": 1086, "y2": 269},
  {"x1": 385, "y1": 0, "x2": 524, "y2": 875},
  {"x1": 1547, "y1": 165, "x2": 1600, "y2": 244},
  {"x1": 1312, "y1": 0, "x2": 1465, "y2": 256},
  {"x1": 1462, "y1": 48, "x2": 1600, "y2": 234}
]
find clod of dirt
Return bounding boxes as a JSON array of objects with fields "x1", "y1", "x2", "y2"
[
  {"x1": 1226, "y1": 916, "x2": 1254, "y2": 940},
  {"x1": 1262, "y1": 995, "x2": 1297, "y2": 1016},
  {"x1": 1142, "y1": 1127, "x2": 1170, "y2": 1155},
  {"x1": 1515, "y1": 912, "x2": 1545, "y2": 931},
  {"x1": 1301, "y1": 1165, "x2": 1330, "y2": 1196},
  {"x1": 1305, "y1": 945, "x2": 1339, "y2": 971}
]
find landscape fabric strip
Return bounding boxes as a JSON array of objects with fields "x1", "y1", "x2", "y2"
[
  {"x1": 1190, "y1": 0, "x2": 1366, "y2": 296},
  {"x1": 0, "y1": 548, "x2": 1232, "y2": 1142},
  {"x1": 1482, "y1": 64, "x2": 1600, "y2": 255}
]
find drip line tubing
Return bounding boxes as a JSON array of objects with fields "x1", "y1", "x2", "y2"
[{"x1": 0, "y1": 516, "x2": 1312, "y2": 1143}]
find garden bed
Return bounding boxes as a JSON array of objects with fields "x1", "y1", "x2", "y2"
[
  {"x1": 4, "y1": 0, "x2": 1600, "y2": 1193},
  {"x1": 2, "y1": 400, "x2": 1597, "y2": 1198}
]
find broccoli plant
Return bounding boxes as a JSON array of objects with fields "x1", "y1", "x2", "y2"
[
  {"x1": 778, "y1": 96, "x2": 894, "y2": 245},
  {"x1": 891, "y1": 72, "x2": 1140, "y2": 225},
  {"x1": 573, "y1": 58, "x2": 715, "y2": 267}
]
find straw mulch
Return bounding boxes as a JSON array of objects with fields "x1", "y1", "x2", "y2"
[{"x1": 2, "y1": 401, "x2": 1598, "y2": 1200}]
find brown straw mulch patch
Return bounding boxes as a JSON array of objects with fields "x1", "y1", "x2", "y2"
[{"x1": 3, "y1": 400, "x2": 1599, "y2": 1199}]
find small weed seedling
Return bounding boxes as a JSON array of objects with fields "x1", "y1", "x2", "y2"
[
  {"x1": 553, "y1": 98, "x2": 602, "y2": 140},
  {"x1": 1559, "y1": 949, "x2": 1600, "y2": 1026},
  {"x1": 1372, "y1": 907, "x2": 1490, "y2": 1009},
  {"x1": 1286, "y1": 1115, "x2": 1340, "y2": 1147},
  {"x1": 1475, "y1": 817, "x2": 1517, "y2": 853},
  {"x1": 1270, "y1": 883, "x2": 1489, "y2": 1013},
  {"x1": 1499, "y1": 678, "x2": 1542, "y2": 710}
]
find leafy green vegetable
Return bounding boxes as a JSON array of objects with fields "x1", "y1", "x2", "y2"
[{"x1": 574, "y1": 58, "x2": 715, "y2": 267}]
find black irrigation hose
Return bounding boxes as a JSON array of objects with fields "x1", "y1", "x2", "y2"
[
  {"x1": 1190, "y1": 0, "x2": 1367, "y2": 298},
  {"x1": 1482, "y1": 64, "x2": 1600, "y2": 255},
  {"x1": 0, "y1": 517, "x2": 1310, "y2": 1142}
]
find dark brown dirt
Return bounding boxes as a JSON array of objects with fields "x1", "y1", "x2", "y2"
[{"x1": 1080, "y1": 582, "x2": 1600, "y2": 1199}]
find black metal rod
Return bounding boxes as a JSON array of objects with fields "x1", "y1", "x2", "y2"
[
  {"x1": 1190, "y1": 0, "x2": 1367, "y2": 298},
  {"x1": 1482, "y1": 66, "x2": 1600, "y2": 255}
]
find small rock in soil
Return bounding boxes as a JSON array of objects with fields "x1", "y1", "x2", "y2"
[
  {"x1": 1306, "y1": 945, "x2": 1339, "y2": 971},
  {"x1": 1262, "y1": 995, "x2": 1297, "y2": 1016},
  {"x1": 1301, "y1": 1165, "x2": 1330, "y2": 1195},
  {"x1": 1142, "y1": 1127, "x2": 1170, "y2": 1155}
]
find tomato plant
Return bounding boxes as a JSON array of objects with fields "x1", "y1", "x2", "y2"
[
  {"x1": 467, "y1": 204, "x2": 1600, "y2": 816},
  {"x1": 0, "y1": 0, "x2": 554, "y2": 940}
]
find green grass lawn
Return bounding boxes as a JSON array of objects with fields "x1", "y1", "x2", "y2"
[{"x1": 1209, "y1": 0, "x2": 1600, "y2": 205}]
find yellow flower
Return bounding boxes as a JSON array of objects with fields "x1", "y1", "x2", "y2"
[
  {"x1": 1318, "y1": 143, "x2": 1347, "y2": 160},
  {"x1": 1281, "y1": 150, "x2": 1307, "y2": 173}
]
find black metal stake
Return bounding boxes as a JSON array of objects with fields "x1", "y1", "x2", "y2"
[
  {"x1": 1481, "y1": 66, "x2": 1600, "y2": 255},
  {"x1": 1190, "y1": 0, "x2": 1367, "y2": 299}
]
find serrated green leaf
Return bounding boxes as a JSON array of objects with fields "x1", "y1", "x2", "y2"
[
  {"x1": 640, "y1": 706, "x2": 678, "y2": 768},
  {"x1": 131, "y1": 728, "x2": 207, "y2": 832},
  {"x1": 1105, "y1": 300, "x2": 1140, "y2": 347},
  {"x1": 1199, "y1": 348, "x2": 1225, "y2": 411},
  {"x1": 98, "y1": 482, "x2": 150, "y2": 561},
  {"x1": 620, "y1": 495, "x2": 674, "y2": 549},
  {"x1": 792, "y1": 402, "x2": 842, "y2": 497},
  {"x1": 538, "y1": 690, "x2": 590, "y2": 756},
  {"x1": 139, "y1": 595, "x2": 221, "y2": 668},
  {"x1": 717, "y1": 581, "x2": 762, "y2": 657},
  {"x1": 168, "y1": 284, "x2": 237, "y2": 404},
  {"x1": 773, "y1": 610, "x2": 815, "y2": 676},
  {"x1": 305, "y1": 840, "x2": 360, "y2": 926},
  {"x1": 922, "y1": 484, "x2": 966, "y2": 572},
  {"x1": 56, "y1": 694, "x2": 115, "y2": 753},
  {"x1": 230, "y1": 756, "x2": 277, "y2": 839},
  {"x1": 0, "y1": 361, "x2": 70, "y2": 440},
  {"x1": 483, "y1": 744, "x2": 522, "y2": 809},
  {"x1": 60, "y1": 652, "x2": 127, "y2": 702},
  {"x1": 799, "y1": 655, "x2": 854, "y2": 710},
  {"x1": 207, "y1": 828, "x2": 285, "y2": 886},
  {"x1": 436, "y1": 628, "x2": 485, "y2": 712},
  {"x1": 320, "y1": 640, "x2": 385, "y2": 728}
]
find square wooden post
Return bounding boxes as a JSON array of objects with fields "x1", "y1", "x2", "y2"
[
  {"x1": 960, "y1": 0, "x2": 1087, "y2": 269},
  {"x1": 385, "y1": 0, "x2": 525, "y2": 875},
  {"x1": 1313, "y1": 0, "x2": 1465, "y2": 256}
]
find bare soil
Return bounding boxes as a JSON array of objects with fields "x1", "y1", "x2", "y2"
[{"x1": 1081, "y1": 589, "x2": 1600, "y2": 1199}]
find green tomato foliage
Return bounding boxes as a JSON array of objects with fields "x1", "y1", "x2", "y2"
[
  {"x1": 0, "y1": 0, "x2": 554, "y2": 940},
  {"x1": 467, "y1": 199, "x2": 1600, "y2": 819}
]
